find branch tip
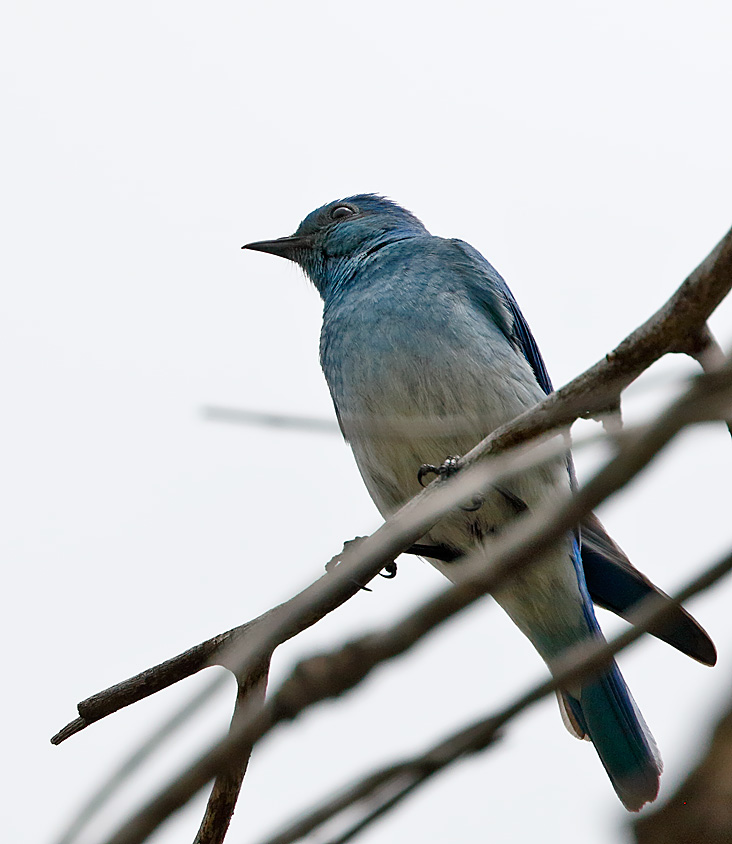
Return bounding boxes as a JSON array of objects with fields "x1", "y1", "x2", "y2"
[{"x1": 51, "y1": 717, "x2": 88, "y2": 745}]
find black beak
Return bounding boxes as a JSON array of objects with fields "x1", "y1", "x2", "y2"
[{"x1": 241, "y1": 234, "x2": 313, "y2": 261}]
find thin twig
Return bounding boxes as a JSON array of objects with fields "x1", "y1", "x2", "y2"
[
  {"x1": 52, "y1": 634, "x2": 236, "y2": 744},
  {"x1": 685, "y1": 325, "x2": 732, "y2": 437},
  {"x1": 202, "y1": 406, "x2": 340, "y2": 434},
  {"x1": 51, "y1": 582, "x2": 378, "y2": 745},
  {"x1": 203, "y1": 369, "x2": 718, "y2": 440}
]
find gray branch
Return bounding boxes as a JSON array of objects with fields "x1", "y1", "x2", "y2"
[
  {"x1": 256, "y1": 543, "x2": 732, "y2": 844},
  {"x1": 102, "y1": 346, "x2": 732, "y2": 844}
]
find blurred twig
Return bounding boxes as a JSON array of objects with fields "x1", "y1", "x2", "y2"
[
  {"x1": 256, "y1": 544, "x2": 732, "y2": 844},
  {"x1": 202, "y1": 406, "x2": 340, "y2": 434},
  {"x1": 53, "y1": 675, "x2": 233, "y2": 844},
  {"x1": 686, "y1": 324, "x2": 732, "y2": 438},
  {"x1": 633, "y1": 685, "x2": 732, "y2": 844}
]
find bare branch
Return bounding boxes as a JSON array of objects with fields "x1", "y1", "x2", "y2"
[
  {"x1": 52, "y1": 635, "x2": 234, "y2": 744},
  {"x1": 194, "y1": 672, "x2": 269, "y2": 844},
  {"x1": 101, "y1": 354, "x2": 732, "y2": 844},
  {"x1": 51, "y1": 578, "x2": 375, "y2": 745},
  {"x1": 258, "y1": 543, "x2": 732, "y2": 844},
  {"x1": 51, "y1": 438, "x2": 572, "y2": 843}
]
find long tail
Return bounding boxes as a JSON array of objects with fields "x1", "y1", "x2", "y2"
[
  {"x1": 492, "y1": 536, "x2": 662, "y2": 810},
  {"x1": 559, "y1": 659, "x2": 662, "y2": 811}
]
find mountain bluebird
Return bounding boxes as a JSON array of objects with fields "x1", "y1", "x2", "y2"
[{"x1": 243, "y1": 194, "x2": 715, "y2": 810}]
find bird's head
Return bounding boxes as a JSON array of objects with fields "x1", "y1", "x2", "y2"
[{"x1": 242, "y1": 194, "x2": 428, "y2": 295}]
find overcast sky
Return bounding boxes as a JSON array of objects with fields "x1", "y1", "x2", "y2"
[{"x1": 3, "y1": 2, "x2": 732, "y2": 843}]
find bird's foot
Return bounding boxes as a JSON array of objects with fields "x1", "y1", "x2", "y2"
[
  {"x1": 325, "y1": 536, "x2": 397, "y2": 590},
  {"x1": 417, "y1": 455, "x2": 484, "y2": 511},
  {"x1": 417, "y1": 455, "x2": 460, "y2": 486},
  {"x1": 379, "y1": 561, "x2": 398, "y2": 579}
]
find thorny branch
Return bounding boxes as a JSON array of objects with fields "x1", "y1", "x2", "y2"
[{"x1": 52, "y1": 224, "x2": 732, "y2": 844}]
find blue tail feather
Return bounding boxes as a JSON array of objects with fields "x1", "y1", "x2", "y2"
[
  {"x1": 559, "y1": 539, "x2": 662, "y2": 810},
  {"x1": 580, "y1": 513, "x2": 716, "y2": 666},
  {"x1": 564, "y1": 661, "x2": 662, "y2": 811}
]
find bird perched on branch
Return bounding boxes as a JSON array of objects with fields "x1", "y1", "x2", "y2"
[{"x1": 243, "y1": 194, "x2": 715, "y2": 811}]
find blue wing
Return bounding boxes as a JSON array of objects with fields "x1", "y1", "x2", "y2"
[
  {"x1": 451, "y1": 239, "x2": 716, "y2": 666},
  {"x1": 497, "y1": 277, "x2": 555, "y2": 396},
  {"x1": 451, "y1": 239, "x2": 553, "y2": 394}
]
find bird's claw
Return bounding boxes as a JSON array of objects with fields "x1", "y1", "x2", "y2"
[
  {"x1": 417, "y1": 455, "x2": 483, "y2": 511},
  {"x1": 378, "y1": 561, "x2": 398, "y2": 579},
  {"x1": 417, "y1": 463, "x2": 439, "y2": 487},
  {"x1": 325, "y1": 537, "x2": 397, "y2": 590},
  {"x1": 417, "y1": 455, "x2": 461, "y2": 487}
]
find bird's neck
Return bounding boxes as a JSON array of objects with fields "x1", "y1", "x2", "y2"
[{"x1": 314, "y1": 230, "x2": 425, "y2": 304}]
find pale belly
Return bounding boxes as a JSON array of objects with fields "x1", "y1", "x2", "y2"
[
  {"x1": 337, "y1": 348, "x2": 561, "y2": 546},
  {"x1": 350, "y1": 417, "x2": 588, "y2": 660},
  {"x1": 324, "y1": 299, "x2": 591, "y2": 661}
]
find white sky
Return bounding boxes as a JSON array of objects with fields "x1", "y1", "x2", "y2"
[{"x1": 3, "y1": 2, "x2": 732, "y2": 843}]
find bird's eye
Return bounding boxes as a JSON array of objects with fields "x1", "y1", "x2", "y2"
[{"x1": 330, "y1": 204, "x2": 356, "y2": 220}]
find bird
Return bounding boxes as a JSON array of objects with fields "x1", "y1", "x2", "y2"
[{"x1": 243, "y1": 194, "x2": 716, "y2": 811}]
